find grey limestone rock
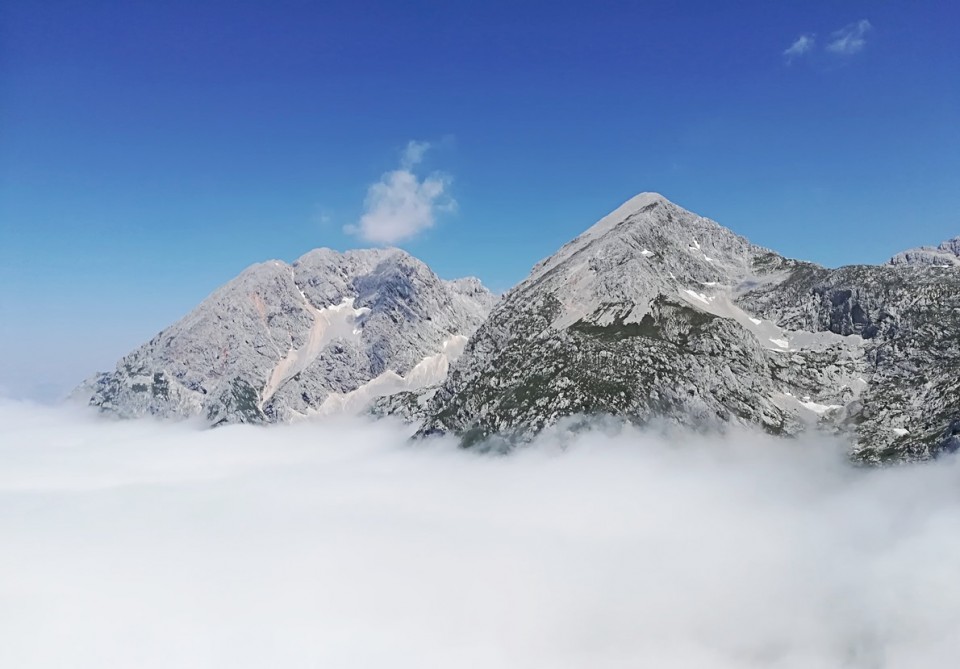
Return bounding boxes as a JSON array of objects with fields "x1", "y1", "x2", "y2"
[
  {"x1": 75, "y1": 248, "x2": 496, "y2": 425},
  {"x1": 890, "y1": 236, "x2": 960, "y2": 267},
  {"x1": 412, "y1": 193, "x2": 959, "y2": 462},
  {"x1": 77, "y1": 192, "x2": 960, "y2": 464}
]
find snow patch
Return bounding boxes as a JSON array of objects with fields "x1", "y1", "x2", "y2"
[
  {"x1": 798, "y1": 400, "x2": 842, "y2": 415},
  {"x1": 316, "y1": 335, "x2": 468, "y2": 415},
  {"x1": 260, "y1": 295, "x2": 371, "y2": 406},
  {"x1": 683, "y1": 289, "x2": 712, "y2": 305}
]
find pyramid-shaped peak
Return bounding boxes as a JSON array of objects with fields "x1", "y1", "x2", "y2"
[
  {"x1": 592, "y1": 191, "x2": 665, "y2": 221},
  {"x1": 620, "y1": 191, "x2": 668, "y2": 208},
  {"x1": 526, "y1": 191, "x2": 771, "y2": 289},
  {"x1": 580, "y1": 192, "x2": 697, "y2": 239}
]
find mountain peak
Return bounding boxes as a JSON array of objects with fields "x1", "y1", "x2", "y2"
[
  {"x1": 411, "y1": 194, "x2": 960, "y2": 464},
  {"x1": 890, "y1": 236, "x2": 960, "y2": 267},
  {"x1": 582, "y1": 192, "x2": 668, "y2": 238},
  {"x1": 527, "y1": 192, "x2": 764, "y2": 293},
  {"x1": 76, "y1": 247, "x2": 496, "y2": 425}
]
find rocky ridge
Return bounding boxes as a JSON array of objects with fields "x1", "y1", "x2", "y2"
[
  {"x1": 76, "y1": 193, "x2": 960, "y2": 463},
  {"x1": 890, "y1": 236, "x2": 960, "y2": 267}
]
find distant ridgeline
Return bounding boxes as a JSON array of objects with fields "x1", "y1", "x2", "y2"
[{"x1": 77, "y1": 194, "x2": 960, "y2": 463}]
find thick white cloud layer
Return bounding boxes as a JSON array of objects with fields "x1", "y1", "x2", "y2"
[{"x1": 2, "y1": 400, "x2": 960, "y2": 668}]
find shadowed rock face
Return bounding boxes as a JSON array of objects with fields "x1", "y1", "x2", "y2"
[
  {"x1": 400, "y1": 193, "x2": 960, "y2": 463},
  {"x1": 75, "y1": 248, "x2": 496, "y2": 425}
]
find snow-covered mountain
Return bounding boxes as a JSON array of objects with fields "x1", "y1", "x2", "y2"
[
  {"x1": 392, "y1": 193, "x2": 960, "y2": 463},
  {"x1": 75, "y1": 248, "x2": 496, "y2": 425}
]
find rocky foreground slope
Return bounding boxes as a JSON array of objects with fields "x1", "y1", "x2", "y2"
[
  {"x1": 383, "y1": 193, "x2": 960, "y2": 463},
  {"x1": 76, "y1": 248, "x2": 496, "y2": 425}
]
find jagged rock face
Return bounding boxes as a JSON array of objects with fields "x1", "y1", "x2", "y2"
[
  {"x1": 738, "y1": 263, "x2": 960, "y2": 461},
  {"x1": 890, "y1": 236, "x2": 960, "y2": 267},
  {"x1": 413, "y1": 193, "x2": 960, "y2": 462},
  {"x1": 76, "y1": 248, "x2": 496, "y2": 425}
]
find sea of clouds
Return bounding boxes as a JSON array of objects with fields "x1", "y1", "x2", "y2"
[{"x1": 2, "y1": 399, "x2": 960, "y2": 668}]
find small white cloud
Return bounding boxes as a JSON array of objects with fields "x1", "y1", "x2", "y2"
[
  {"x1": 400, "y1": 140, "x2": 430, "y2": 169},
  {"x1": 345, "y1": 141, "x2": 456, "y2": 245},
  {"x1": 783, "y1": 34, "x2": 815, "y2": 62},
  {"x1": 826, "y1": 19, "x2": 872, "y2": 55}
]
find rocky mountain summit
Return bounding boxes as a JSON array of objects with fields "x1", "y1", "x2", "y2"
[
  {"x1": 394, "y1": 193, "x2": 959, "y2": 463},
  {"x1": 76, "y1": 248, "x2": 496, "y2": 425},
  {"x1": 889, "y1": 236, "x2": 960, "y2": 267}
]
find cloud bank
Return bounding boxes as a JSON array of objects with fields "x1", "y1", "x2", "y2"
[
  {"x1": 345, "y1": 141, "x2": 455, "y2": 245},
  {"x1": 2, "y1": 400, "x2": 960, "y2": 667}
]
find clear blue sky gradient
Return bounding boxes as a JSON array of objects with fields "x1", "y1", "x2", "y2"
[{"x1": 1, "y1": 0, "x2": 958, "y2": 398}]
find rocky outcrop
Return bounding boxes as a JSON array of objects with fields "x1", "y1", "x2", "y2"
[{"x1": 890, "y1": 236, "x2": 960, "y2": 267}]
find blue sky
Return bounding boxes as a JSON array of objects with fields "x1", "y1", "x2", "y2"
[{"x1": 1, "y1": 0, "x2": 958, "y2": 399}]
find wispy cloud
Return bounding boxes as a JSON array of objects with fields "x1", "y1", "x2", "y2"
[
  {"x1": 311, "y1": 206, "x2": 332, "y2": 227},
  {"x1": 826, "y1": 19, "x2": 872, "y2": 55},
  {"x1": 783, "y1": 34, "x2": 815, "y2": 62},
  {"x1": 345, "y1": 140, "x2": 455, "y2": 245},
  {"x1": 399, "y1": 140, "x2": 430, "y2": 170}
]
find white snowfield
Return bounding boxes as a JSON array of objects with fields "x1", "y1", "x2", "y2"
[
  {"x1": 798, "y1": 399, "x2": 843, "y2": 415},
  {"x1": 260, "y1": 296, "x2": 371, "y2": 408},
  {"x1": 316, "y1": 335, "x2": 467, "y2": 416},
  {"x1": 677, "y1": 282, "x2": 863, "y2": 356}
]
